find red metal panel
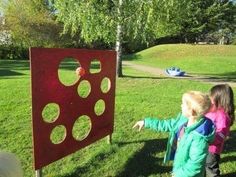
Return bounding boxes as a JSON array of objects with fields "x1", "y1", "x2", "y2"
[{"x1": 30, "y1": 48, "x2": 116, "y2": 170}]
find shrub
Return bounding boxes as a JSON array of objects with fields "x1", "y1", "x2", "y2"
[{"x1": 0, "y1": 45, "x2": 28, "y2": 60}]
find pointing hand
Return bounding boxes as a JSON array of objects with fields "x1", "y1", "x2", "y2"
[{"x1": 132, "y1": 120, "x2": 144, "y2": 131}]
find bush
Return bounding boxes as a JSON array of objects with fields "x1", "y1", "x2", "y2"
[
  {"x1": 0, "y1": 45, "x2": 28, "y2": 60},
  {"x1": 231, "y1": 35, "x2": 236, "y2": 45}
]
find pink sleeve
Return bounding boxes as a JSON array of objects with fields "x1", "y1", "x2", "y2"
[{"x1": 213, "y1": 112, "x2": 230, "y2": 145}]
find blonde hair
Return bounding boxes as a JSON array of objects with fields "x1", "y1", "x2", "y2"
[
  {"x1": 182, "y1": 91, "x2": 211, "y2": 118},
  {"x1": 0, "y1": 152, "x2": 23, "y2": 177}
]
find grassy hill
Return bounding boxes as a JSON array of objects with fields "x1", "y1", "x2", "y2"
[
  {"x1": 124, "y1": 44, "x2": 236, "y2": 77},
  {"x1": 0, "y1": 45, "x2": 236, "y2": 177}
]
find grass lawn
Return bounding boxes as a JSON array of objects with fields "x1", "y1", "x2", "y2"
[
  {"x1": 124, "y1": 44, "x2": 236, "y2": 81},
  {"x1": 0, "y1": 45, "x2": 236, "y2": 177}
]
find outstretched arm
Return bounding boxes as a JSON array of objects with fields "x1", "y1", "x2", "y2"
[{"x1": 133, "y1": 113, "x2": 186, "y2": 132}]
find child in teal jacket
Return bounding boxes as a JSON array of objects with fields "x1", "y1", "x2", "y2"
[{"x1": 133, "y1": 91, "x2": 215, "y2": 177}]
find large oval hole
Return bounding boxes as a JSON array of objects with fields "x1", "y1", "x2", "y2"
[
  {"x1": 58, "y1": 57, "x2": 80, "y2": 86},
  {"x1": 72, "y1": 115, "x2": 91, "y2": 141}
]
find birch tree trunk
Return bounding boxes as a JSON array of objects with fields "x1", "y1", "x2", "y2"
[{"x1": 116, "y1": 0, "x2": 123, "y2": 77}]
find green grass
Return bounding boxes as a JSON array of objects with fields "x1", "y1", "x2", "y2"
[
  {"x1": 124, "y1": 44, "x2": 236, "y2": 79},
  {"x1": 1, "y1": 45, "x2": 236, "y2": 177}
]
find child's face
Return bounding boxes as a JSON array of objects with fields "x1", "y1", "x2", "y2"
[{"x1": 181, "y1": 101, "x2": 191, "y2": 118}]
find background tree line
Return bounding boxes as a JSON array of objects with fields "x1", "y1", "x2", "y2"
[{"x1": 0, "y1": 0, "x2": 236, "y2": 75}]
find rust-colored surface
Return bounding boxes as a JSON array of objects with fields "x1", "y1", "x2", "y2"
[{"x1": 30, "y1": 48, "x2": 116, "y2": 170}]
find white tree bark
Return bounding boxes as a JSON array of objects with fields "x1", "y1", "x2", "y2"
[{"x1": 115, "y1": 0, "x2": 123, "y2": 77}]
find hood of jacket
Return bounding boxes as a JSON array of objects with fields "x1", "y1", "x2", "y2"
[{"x1": 189, "y1": 117, "x2": 215, "y2": 143}]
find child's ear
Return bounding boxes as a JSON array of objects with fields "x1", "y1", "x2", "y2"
[
  {"x1": 192, "y1": 109, "x2": 197, "y2": 116},
  {"x1": 210, "y1": 97, "x2": 214, "y2": 105}
]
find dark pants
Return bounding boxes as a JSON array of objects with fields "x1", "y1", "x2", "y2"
[{"x1": 206, "y1": 153, "x2": 220, "y2": 177}]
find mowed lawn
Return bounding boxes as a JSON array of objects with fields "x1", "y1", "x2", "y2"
[
  {"x1": 0, "y1": 45, "x2": 236, "y2": 177},
  {"x1": 124, "y1": 44, "x2": 236, "y2": 81}
]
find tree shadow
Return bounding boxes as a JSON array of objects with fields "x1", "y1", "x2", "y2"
[
  {"x1": 223, "y1": 130, "x2": 236, "y2": 152},
  {"x1": 189, "y1": 72, "x2": 236, "y2": 83},
  {"x1": 0, "y1": 60, "x2": 29, "y2": 70},
  {"x1": 60, "y1": 148, "x2": 113, "y2": 177},
  {"x1": 220, "y1": 172, "x2": 236, "y2": 177},
  {"x1": 122, "y1": 54, "x2": 142, "y2": 61},
  {"x1": 116, "y1": 138, "x2": 171, "y2": 177},
  {"x1": 218, "y1": 130, "x2": 236, "y2": 176},
  {"x1": 0, "y1": 69, "x2": 25, "y2": 77},
  {"x1": 220, "y1": 155, "x2": 236, "y2": 163},
  {"x1": 58, "y1": 62, "x2": 78, "y2": 70},
  {"x1": 60, "y1": 138, "x2": 170, "y2": 177},
  {"x1": 0, "y1": 59, "x2": 101, "y2": 72},
  {"x1": 123, "y1": 75, "x2": 168, "y2": 80},
  {"x1": 220, "y1": 130, "x2": 236, "y2": 163},
  {"x1": 58, "y1": 61, "x2": 101, "y2": 70}
]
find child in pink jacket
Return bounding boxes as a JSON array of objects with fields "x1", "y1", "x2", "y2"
[{"x1": 205, "y1": 84, "x2": 235, "y2": 177}]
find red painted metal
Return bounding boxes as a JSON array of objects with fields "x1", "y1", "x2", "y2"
[{"x1": 30, "y1": 48, "x2": 116, "y2": 170}]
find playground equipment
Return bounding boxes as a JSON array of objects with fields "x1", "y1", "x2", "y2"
[
  {"x1": 30, "y1": 48, "x2": 116, "y2": 176},
  {"x1": 165, "y1": 67, "x2": 185, "y2": 77}
]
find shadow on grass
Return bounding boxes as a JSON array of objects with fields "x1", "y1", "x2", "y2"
[
  {"x1": 219, "y1": 130, "x2": 236, "y2": 177},
  {"x1": 189, "y1": 71, "x2": 236, "y2": 83},
  {"x1": 59, "y1": 148, "x2": 114, "y2": 177},
  {"x1": 0, "y1": 59, "x2": 101, "y2": 70},
  {"x1": 122, "y1": 54, "x2": 142, "y2": 61},
  {"x1": 50, "y1": 62, "x2": 101, "y2": 71},
  {"x1": 0, "y1": 69, "x2": 25, "y2": 77},
  {"x1": 116, "y1": 138, "x2": 171, "y2": 177},
  {"x1": 223, "y1": 130, "x2": 236, "y2": 152},
  {"x1": 60, "y1": 131, "x2": 236, "y2": 177},
  {"x1": 124, "y1": 71, "x2": 236, "y2": 84},
  {"x1": 60, "y1": 138, "x2": 170, "y2": 177},
  {"x1": 220, "y1": 130, "x2": 236, "y2": 163},
  {"x1": 0, "y1": 60, "x2": 29, "y2": 70},
  {"x1": 220, "y1": 172, "x2": 236, "y2": 177},
  {"x1": 123, "y1": 75, "x2": 167, "y2": 80}
]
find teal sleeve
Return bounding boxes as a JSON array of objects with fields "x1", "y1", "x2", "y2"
[
  {"x1": 173, "y1": 137, "x2": 208, "y2": 177},
  {"x1": 144, "y1": 113, "x2": 182, "y2": 132}
]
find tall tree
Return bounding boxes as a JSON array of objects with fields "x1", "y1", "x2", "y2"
[
  {"x1": 0, "y1": 0, "x2": 69, "y2": 47},
  {"x1": 175, "y1": 0, "x2": 236, "y2": 43},
  {"x1": 54, "y1": 0, "x2": 174, "y2": 77},
  {"x1": 143, "y1": 0, "x2": 236, "y2": 44}
]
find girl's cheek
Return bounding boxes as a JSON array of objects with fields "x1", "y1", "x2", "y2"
[{"x1": 210, "y1": 97, "x2": 215, "y2": 105}]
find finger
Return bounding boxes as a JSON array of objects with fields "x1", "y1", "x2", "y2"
[{"x1": 132, "y1": 123, "x2": 138, "y2": 129}]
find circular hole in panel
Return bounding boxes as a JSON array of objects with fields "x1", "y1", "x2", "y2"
[
  {"x1": 42, "y1": 103, "x2": 60, "y2": 123},
  {"x1": 50, "y1": 125, "x2": 67, "y2": 144},
  {"x1": 77, "y1": 80, "x2": 91, "y2": 98},
  {"x1": 72, "y1": 115, "x2": 91, "y2": 141},
  {"x1": 89, "y1": 59, "x2": 101, "y2": 74},
  {"x1": 94, "y1": 99, "x2": 105, "y2": 116},
  {"x1": 58, "y1": 57, "x2": 80, "y2": 86},
  {"x1": 101, "y1": 77, "x2": 111, "y2": 93}
]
